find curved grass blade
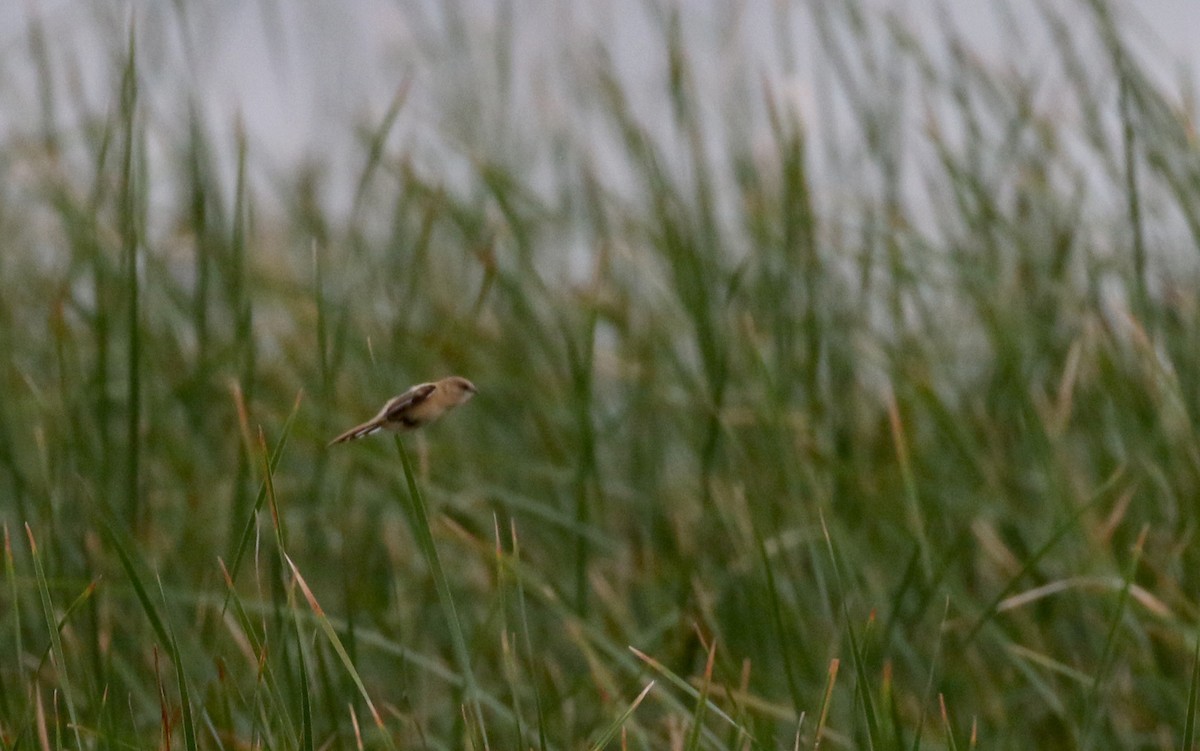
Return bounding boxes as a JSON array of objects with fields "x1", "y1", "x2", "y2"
[
  {"x1": 939, "y1": 694, "x2": 960, "y2": 751},
  {"x1": 253, "y1": 420, "x2": 315, "y2": 750},
  {"x1": 586, "y1": 681, "x2": 654, "y2": 751},
  {"x1": 510, "y1": 521, "x2": 550, "y2": 751},
  {"x1": 394, "y1": 436, "x2": 490, "y2": 749},
  {"x1": 755, "y1": 529, "x2": 804, "y2": 715},
  {"x1": 5, "y1": 524, "x2": 25, "y2": 691},
  {"x1": 286, "y1": 554, "x2": 396, "y2": 751},
  {"x1": 843, "y1": 612, "x2": 881, "y2": 750},
  {"x1": 966, "y1": 468, "x2": 1128, "y2": 642},
  {"x1": 818, "y1": 512, "x2": 880, "y2": 749},
  {"x1": 910, "y1": 598, "x2": 951, "y2": 751},
  {"x1": 684, "y1": 639, "x2": 718, "y2": 751},
  {"x1": 1081, "y1": 524, "x2": 1147, "y2": 745},
  {"x1": 25, "y1": 524, "x2": 83, "y2": 750},
  {"x1": 217, "y1": 559, "x2": 300, "y2": 749},
  {"x1": 155, "y1": 575, "x2": 199, "y2": 751},
  {"x1": 292, "y1": 609, "x2": 314, "y2": 751},
  {"x1": 628, "y1": 646, "x2": 747, "y2": 740},
  {"x1": 224, "y1": 389, "x2": 303, "y2": 597},
  {"x1": 30, "y1": 578, "x2": 100, "y2": 680},
  {"x1": 1184, "y1": 627, "x2": 1200, "y2": 751},
  {"x1": 102, "y1": 519, "x2": 199, "y2": 751}
]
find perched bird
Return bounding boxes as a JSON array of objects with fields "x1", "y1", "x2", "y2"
[{"x1": 328, "y1": 376, "x2": 477, "y2": 446}]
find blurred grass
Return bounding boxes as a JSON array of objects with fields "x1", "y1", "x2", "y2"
[{"x1": 2, "y1": 0, "x2": 1200, "y2": 748}]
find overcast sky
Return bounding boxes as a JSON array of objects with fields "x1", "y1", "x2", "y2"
[{"x1": 1, "y1": 0, "x2": 1196, "y2": 214}]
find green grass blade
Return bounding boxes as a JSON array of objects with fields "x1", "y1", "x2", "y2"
[
  {"x1": 103, "y1": 520, "x2": 201, "y2": 749},
  {"x1": 217, "y1": 559, "x2": 300, "y2": 749},
  {"x1": 253, "y1": 422, "x2": 315, "y2": 751},
  {"x1": 510, "y1": 522, "x2": 550, "y2": 751},
  {"x1": 351, "y1": 77, "x2": 412, "y2": 218},
  {"x1": 24, "y1": 524, "x2": 83, "y2": 750},
  {"x1": 585, "y1": 681, "x2": 654, "y2": 751},
  {"x1": 754, "y1": 529, "x2": 804, "y2": 715},
  {"x1": 394, "y1": 436, "x2": 490, "y2": 749},
  {"x1": 683, "y1": 640, "x2": 717, "y2": 751},
  {"x1": 1184, "y1": 627, "x2": 1200, "y2": 751},
  {"x1": 119, "y1": 20, "x2": 142, "y2": 529},
  {"x1": 286, "y1": 555, "x2": 396, "y2": 751},
  {"x1": 102, "y1": 520, "x2": 170, "y2": 646},
  {"x1": 291, "y1": 607, "x2": 314, "y2": 751},
  {"x1": 910, "y1": 597, "x2": 951, "y2": 751},
  {"x1": 4, "y1": 525, "x2": 25, "y2": 706},
  {"x1": 491, "y1": 516, "x2": 526, "y2": 749},
  {"x1": 224, "y1": 391, "x2": 304, "y2": 593},
  {"x1": 939, "y1": 694, "x2": 960, "y2": 751},
  {"x1": 819, "y1": 512, "x2": 881, "y2": 749},
  {"x1": 1082, "y1": 525, "x2": 1148, "y2": 745},
  {"x1": 966, "y1": 467, "x2": 1128, "y2": 642},
  {"x1": 563, "y1": 314, "x2": 599, "y2": 618},
  {"x1": 30, "y1": 579, "x2": 99, "y2": 679},
  {"x1": 155, "y1": 575, "x2": 199, "y2": 751},
  {"x1": 843, "y1": 612, "x2": 881, "y2": 750},
  {"x1": 886, "y1": 391, "x2": 932, "y2": 577},
  {"x1": 628, "y1": 646, "x2": 747, "y2": 739}
]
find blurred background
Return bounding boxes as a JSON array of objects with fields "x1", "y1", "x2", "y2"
[
  {"x1": 2, "y1": 0, "x2": 1200, "y2": 748},
  {"x1": 4, "y1": 0, "x2": 1198, "y2": 219}
]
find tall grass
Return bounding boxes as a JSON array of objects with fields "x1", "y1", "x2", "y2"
[{"x1": 1, "y1": 0, "x2": 1199, "y2": 747}]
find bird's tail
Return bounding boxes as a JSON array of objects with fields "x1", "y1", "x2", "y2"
[{"x1": 328, "y1": 419, "x2": 385, "y2": 446}]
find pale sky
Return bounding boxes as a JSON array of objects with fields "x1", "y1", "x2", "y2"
[{"x1": 1, "y1": 0, "x2": 1196, "y2": 214}]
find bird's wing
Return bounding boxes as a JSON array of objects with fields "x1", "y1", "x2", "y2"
[{"x1": 381, "y1": 382, "x2": 437, "y2": 421}]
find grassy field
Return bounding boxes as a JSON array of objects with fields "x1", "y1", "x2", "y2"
[{"x1": 3, "y1": 1, "x2": 1200, "y2": 748}]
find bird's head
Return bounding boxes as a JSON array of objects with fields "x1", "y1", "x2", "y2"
[{"x1": 442, "y1": 376, "x2": 478, "y2": 405}]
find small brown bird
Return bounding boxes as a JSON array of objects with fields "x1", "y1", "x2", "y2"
[{"x1": 328, "y1": 376, "x2": 477, "y2": 446}]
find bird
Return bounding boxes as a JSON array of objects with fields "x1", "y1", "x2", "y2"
[{"x1": 328, "y1": 376, "x2": 477, "y2": 446}]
